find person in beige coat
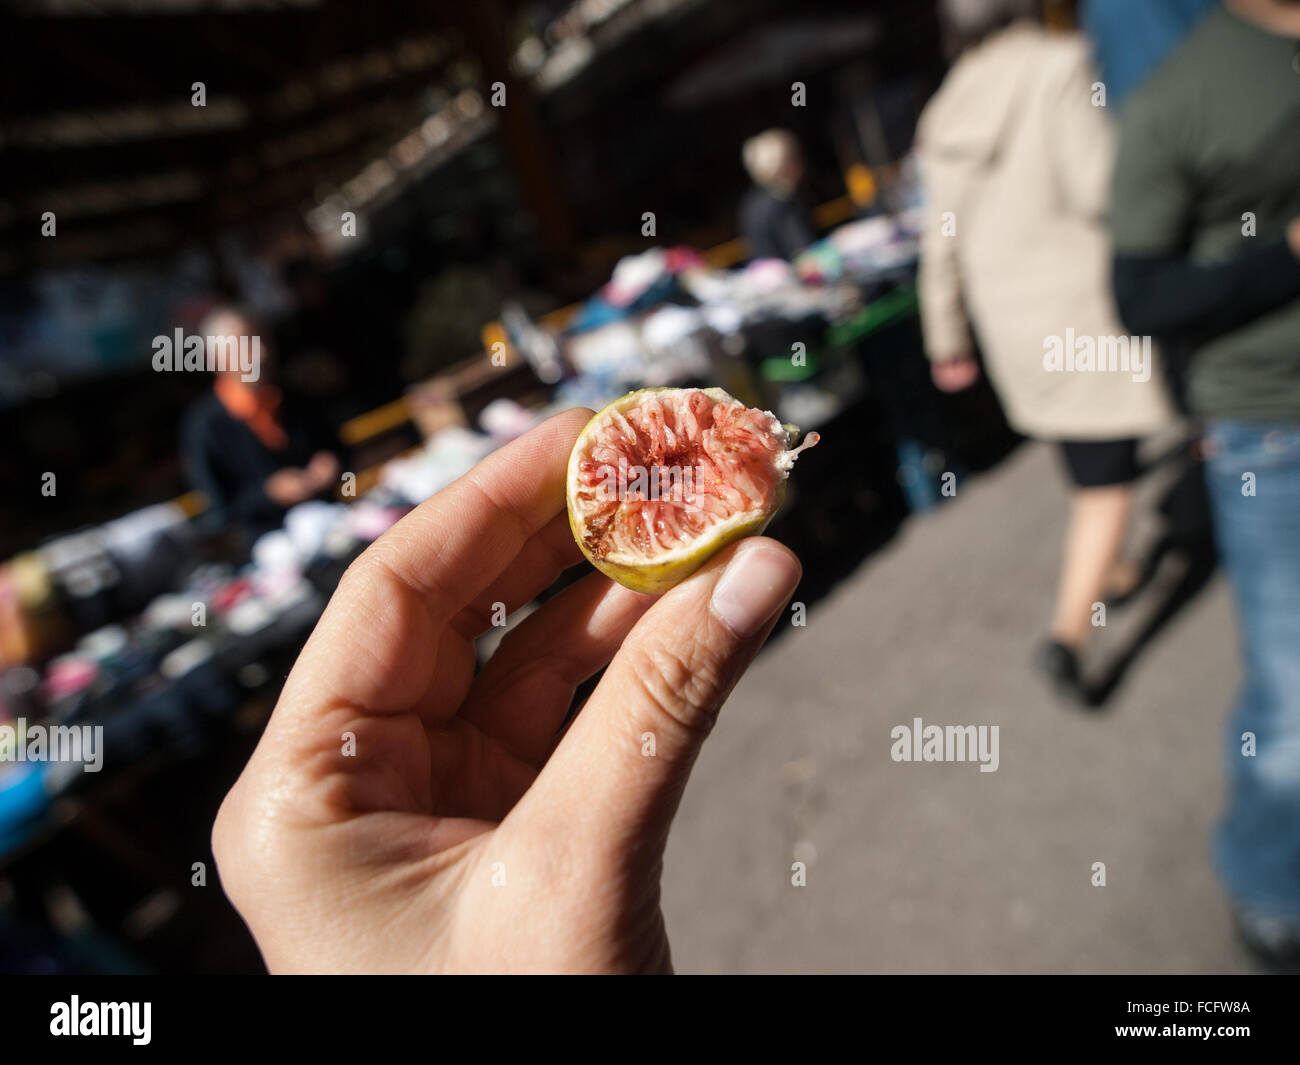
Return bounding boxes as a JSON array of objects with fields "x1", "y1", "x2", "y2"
[{"x1": 916, "y1": 0, "x2": 1176, "y2": 701}]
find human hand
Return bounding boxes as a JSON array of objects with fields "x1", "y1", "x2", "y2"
[
  {"x1": 213, "y1": 409, "x2": 802, "y2": 973},
  {"x1": 305, "y1": 450, "x2": 340, "y2": 491},
  {"x1": 1288, "y1": 217, "x2": 1300, "y2": 260},
  {"x1": 264, "y1": 468, "x2": 313, "y2": 507},
  {"x1": 931, "y1": 354, "x2": 980, "y2": 393}
]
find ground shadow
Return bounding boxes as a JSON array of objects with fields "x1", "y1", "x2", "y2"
[
  {"x1": 1086, "y1": 536, "x2": 1219, "y2": 708},
  {"x1": 1085, "y1": 443, "x2": 1220, "y2": 709}
]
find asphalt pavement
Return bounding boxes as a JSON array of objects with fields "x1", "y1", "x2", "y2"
[{"x1": 661, "y1": 439, "x2": 1251, "y2": 974}]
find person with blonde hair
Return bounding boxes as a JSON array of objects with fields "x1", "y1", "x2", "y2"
[
  {"x1": 739, "y1": 129, "x2": 815, "y2": 261},
  {"x1": 916, "y1": 0, "x2": 1176, "y2": 701}
]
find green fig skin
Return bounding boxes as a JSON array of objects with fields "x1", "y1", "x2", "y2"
[{"x1": 567, "y1": 489, "x2": 785, "y2": 595}]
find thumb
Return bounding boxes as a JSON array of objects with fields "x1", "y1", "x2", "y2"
[{"x1": 514, "y1": 537, "x2": 801, "y2": 869}]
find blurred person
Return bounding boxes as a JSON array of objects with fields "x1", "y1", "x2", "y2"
[
  {"x1": 916, "y1": 0, "x2": 1176, "y2": 702},
  {"x1": 739, "y1": 129, "x2": 816, "y2": 261},
  {"x1": 212, "y1": 410, "x2": 801, "y2": 973},
  {"x1": 1109, "y1": 0, "x2": 1300, "y2": 970},
  {"x1": 1081, "y1": 0, "x2": 1217, "y2": 109},
  {"x1": 181, "y1": 305, "x2": 341, "y2": 543}
]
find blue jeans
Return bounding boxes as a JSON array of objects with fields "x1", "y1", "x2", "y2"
[{"x1": 1204, "y1": 420, "x2": 1300, "y2": 923}]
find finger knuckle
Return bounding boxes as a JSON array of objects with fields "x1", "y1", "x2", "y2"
[
  {"x1": 337, "y1": 551, "x2": 391, "y2": 598},
  {"x1": 210, "y1": 790, "x2": 246, "y2": 899},
  {"x1": 625, "y1": 639, "x2": 727, "y2": 740}
]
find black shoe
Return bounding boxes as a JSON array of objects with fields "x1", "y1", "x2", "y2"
[
  {"x1": 1036, "y1": 640, "x2": 1093, "y2": 706},
  {"x1": 1232, "y1": 907, "x2": 1300, "y2": 974}
]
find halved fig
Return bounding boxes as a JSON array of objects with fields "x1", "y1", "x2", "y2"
[{"x1": 565, "y1": 387, "x2": 819, "y2": 593}]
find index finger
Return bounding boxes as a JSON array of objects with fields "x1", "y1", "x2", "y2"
[
  {"x1": 362, "y1": 406, "x2": 592, "y2": 625},
  {"x1": 283, "y1": 407, "x2": 593, "y2": 718}
]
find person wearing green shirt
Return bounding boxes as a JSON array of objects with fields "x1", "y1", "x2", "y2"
[{"x1": 1111, "y1": 0, "x2": 1300, "y2": 972}]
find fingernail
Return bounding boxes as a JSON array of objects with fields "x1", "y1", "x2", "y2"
[{"x1": 710, "y1": 543, "x2": 800, "y2": 638}]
